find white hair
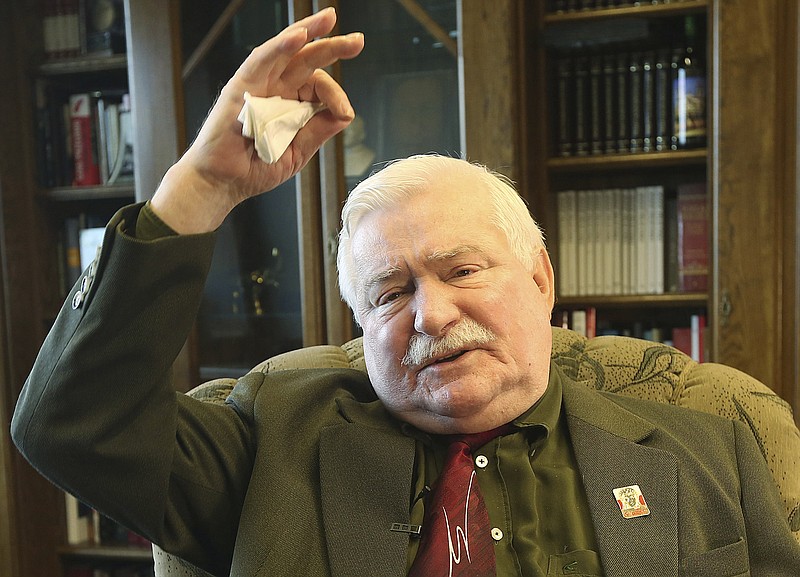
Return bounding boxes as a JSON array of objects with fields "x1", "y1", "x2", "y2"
[{"x1": 336, "y1": 154, "x2": 545, "y2": 322}]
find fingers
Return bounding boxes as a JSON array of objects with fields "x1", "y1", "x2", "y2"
[
  {"x1": 285, "y1": 6, "x2": 337, "y2": 39},
  {"x1": 298, "y1": 68, "x2": 355, "y2": 120},
  {"x1": 280, "y1": 33, "x2": 364, "y2": 96},
  {"x1": 234, "y1": 9, "x2": 363, "y2": 104},
  {"x1": 239, "y1": 8, "x2": 339, "y2": 88}
]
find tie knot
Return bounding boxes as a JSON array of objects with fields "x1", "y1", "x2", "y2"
[{"x1": 448, "y1": 423, "x2": 514, "y2": 452}]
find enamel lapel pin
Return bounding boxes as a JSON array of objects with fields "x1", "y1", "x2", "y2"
[{"x1": 613, "y1": 484, "x2": 651, "y2": 519}]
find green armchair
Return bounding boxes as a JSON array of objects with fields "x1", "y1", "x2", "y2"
[{"x1": 152, "y1": 326, "x2": 800, "y2": 576}]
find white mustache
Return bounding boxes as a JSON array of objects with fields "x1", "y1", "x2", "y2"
[{"x1": 401, "y1": 318, "x2": 496, "y2": 367}]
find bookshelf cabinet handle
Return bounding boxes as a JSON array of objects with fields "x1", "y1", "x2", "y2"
[{"x1": 720, "y1": 289, "x2": 733, "y2": 327}]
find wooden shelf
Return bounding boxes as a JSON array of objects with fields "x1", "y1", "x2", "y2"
[
  {"x1": 547, "y1": 149, "x2": 707, "y2": 173},
  {"x1": 58, "y1": 544, "x2": 152, "y2": 562},
  {"x1": 545, "y1": 0, "x2": 707, "y2": 24},
  {"x1": 38, "y1": 54, "x2": 128, "y2": 76},
  {"x1": 41, "y1": 184, "x2": 135, "y2": 202},
  {"x1": 557, "y1": 292, "x2": 707, "y2": 308}
]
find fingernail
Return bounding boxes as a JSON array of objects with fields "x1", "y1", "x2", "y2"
[{"x1": 341, "y1": 103, "x2": 355, "y2": 120}]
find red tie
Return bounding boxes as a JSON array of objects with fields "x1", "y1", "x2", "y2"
[{"x1": 408, "y1": 425, "x2": 512, "y2": 577}]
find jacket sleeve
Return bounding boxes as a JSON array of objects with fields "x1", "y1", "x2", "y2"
[
  {"x1": 10, "y1": 203, "x2": 255, "y2": 575},
  {"x1": 734, "y1": 419, "x2": 800, "y2": 575}
]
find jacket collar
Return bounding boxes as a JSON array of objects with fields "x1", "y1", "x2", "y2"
[
  {"x1": 560, "y1": 367, "x2": 680, "y2": 576},
  {"x1": 319, "y1": 396, "x2": 414, "y2": 577}
]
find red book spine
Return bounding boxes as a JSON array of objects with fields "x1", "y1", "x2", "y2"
[
  {"x1": 676, "y1": 183, "x2": 708, "y2": 292},
  {"x1": 69, "y1": 94, "x2": 100, "y2": 186}
]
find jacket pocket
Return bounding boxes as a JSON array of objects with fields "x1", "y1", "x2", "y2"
[{"x1": 681, "y1": 538, "x2": 749, "y2": 577}]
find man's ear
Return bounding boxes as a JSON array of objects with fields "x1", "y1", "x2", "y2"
[{"x1": 531, "y1": 249, "x2": 556, "y2": 311}]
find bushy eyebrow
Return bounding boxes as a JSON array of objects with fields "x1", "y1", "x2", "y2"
[
  {"x1": 360, "y1": 265, "x2": 403, "y2": 294},
  {"x1": 426, "y1": 244, "x2": 488, "y2": 263},
  {"x1": 358, "y1": 244, "x2": 489, "y2": 298}
]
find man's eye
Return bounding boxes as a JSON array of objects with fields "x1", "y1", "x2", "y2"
[
  {"x1": 379, "y1": 291, "x2": 402, "y2": 305},
  {"x1": 453, "y1": 268, "x2": 475, "y2": 278}
]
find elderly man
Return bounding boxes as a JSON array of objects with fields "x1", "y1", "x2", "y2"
[{"x1": 11, "y1": 8, "x2": 800, "y2": 577}]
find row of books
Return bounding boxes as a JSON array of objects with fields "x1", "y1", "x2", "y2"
[
  {"x1": 42, "y1": 0, "x2": 126, "y2": 60},
  {"x1": 549, "y1": 0, "x2": 699, "y2": 12},
  {"x1": 65, "y1": 494, "x2": 150, "y2": 549},
  {"x1": 556, "y1": 182, "x2": 708, "y2": 297},
  {"x1": 552, "y1": 37, "x2": 706, "y2": 157},
  {"x1": 558, "y1": 308, "x2": 706, "y2": 362},
  {"x1": 61, "y1": 213, "x2": 107, "y2": 292},
  {"x1": 36, "y1": 86, "x2": 134, "y2": 188}
]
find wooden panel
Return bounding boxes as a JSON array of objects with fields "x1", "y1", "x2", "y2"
[
  {"x1": 0, "y1": 2, "x2": 69, "y2": 576},
  {"x1": 715, "y1": 0, "x2": 791, "y2": 396},
  {"x1": 461, "y1": 0, "x2": 520, "y2": 182},
  {"x1": 125, "y1": 0, "x2": 183, "y2": 203},
  {"x1": 125, "y1": 0, "x2": 196, "y2": 389},
  {"x1": 787, "y1": 2, "x2": 800, "y2": 420}
]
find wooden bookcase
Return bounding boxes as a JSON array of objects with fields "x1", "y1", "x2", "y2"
[
  {"x1": 507, "y1": 0, "x2": 798, "y2": 403},
  {"x1": 0, "y1": 2, "x2": 154, "y2": 576},
  {"x1": 535, "y1": 2, "x2": 713, "y2": 356}
]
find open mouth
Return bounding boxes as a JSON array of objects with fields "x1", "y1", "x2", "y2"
[{"x1": 431, "y1": 350, "x2": 468, "y2": 365}]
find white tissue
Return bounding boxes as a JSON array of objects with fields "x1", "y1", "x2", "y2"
[{"x1": 237, "y1": 92, "x2": 327, "y2": 163}]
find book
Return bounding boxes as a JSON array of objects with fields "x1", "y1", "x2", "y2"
[
  {"x1": 557, "y1": 190, "x2": 578, "y2": 296},
  {"x1": 42, "y1": 0, "x2": 82, "y2": 60},
  {"x1": 671, "y1": 314, "x2": 705, "y2": 362},
  {"x1": 691, "y1": 313, "x2": 705, "y2": 362},
  {"x1": 641, "y1": 51, "x2": 655, "y2": 152},
  {"x1": 63, "y1": 215, "x2": 83, "y2": 288},
  {"x1": 676, "y1": 182, "x2": 709, "y2": 292},
  {"x1": 107, "y1": 94, "x2": 134, "y2": 184},
  {"x1": 648, "y1": 185, "x2": 665, "y2": 294},
  {"x1": 556, "y1": 54, "x2": 574, "y2": 157},
  {"x1": 628, "y1": 51, "x2": 644, "y2": 153},
  {"x1": 589, "y1": 53, "x2": 604, "y2": 155},
  {"x1": 654, "y1": 49, "x2": 671, "y2": 151},
  {"x1": 573, "y1": 53, "x2": 590, "y2": 156},
  {"x1": 602, "y1": 52, "x2": 617, "y2": 153},
  {"x1": 69, "y1": 93, "x2": 101, "y2": 186},
  {"x1": 572, "y1": 309, "x2": 587, "y2": 336},
  {"x1": 615, "y1": 51, "x2": 631, "y2": 153},
  {"x1": 79, "y1": 227, "x2": 105, "y2": 269},
  {"x1": 65, "y1": 493, "x2": 98, "y2": 545}
]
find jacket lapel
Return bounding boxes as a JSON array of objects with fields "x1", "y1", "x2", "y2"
[
  {"x1": 562, "y1": 380, "x2": 679, "y2": 577},
  {"x1": 319, "y1": 398, "x2": 416, "y2": 577}
]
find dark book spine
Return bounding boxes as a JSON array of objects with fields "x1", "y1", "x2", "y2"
[
  {"x1": 589, "y1": 53, "x2": 604, "y2": 155},
  {"x1": 628, "y1": 51, "x2": 643, "y2": 153},
  {"x1": 642, "y1": 51, "x2": 655, "y2": 152},
  {"x1": 654, "y1": 49, "x2": 671, "y2": 151},
  {"x1": 556, "y1": 54, "x2": 574, "y2": 157},
  {"x1": 603, "y1": 51, "x2": 617, "y2": 154},
  {"x1": 615, "y1": 51, "x2": 630, "y2": 153},
  {"x1": 574, "y1": 53, "x2": 590, "y2": 156}
]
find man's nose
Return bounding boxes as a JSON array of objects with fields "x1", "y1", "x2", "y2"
[{"x1": 412, "y1": 282, "x2": 460, "y2": 337}]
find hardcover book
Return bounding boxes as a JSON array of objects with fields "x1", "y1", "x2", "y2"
[{"x1": 676, "y1": 182, "x2": 709, "y2": 292}]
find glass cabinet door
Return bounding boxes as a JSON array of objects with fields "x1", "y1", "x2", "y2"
[
  {"x1": 178, "y1": 0, "x2": 461, "y2": 379},
  {"x1": 337, "y1": 0, "x2": 461, "y2": 184},
  {"x1": 180, "y1": 0, "x2": 299, "y2": 380}
]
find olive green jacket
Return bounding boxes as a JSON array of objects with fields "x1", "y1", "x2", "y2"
[{"x1": 12, "y1": 204, "x2": 800, "y2": 576}]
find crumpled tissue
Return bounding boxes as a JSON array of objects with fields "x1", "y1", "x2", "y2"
[{"x1": 237, "y1": 92, "x2": 326, "y2": 163}]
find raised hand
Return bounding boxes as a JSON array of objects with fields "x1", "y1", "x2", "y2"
[{"x1": 151, "y1": 8, "x2": 364, "y2": 234}]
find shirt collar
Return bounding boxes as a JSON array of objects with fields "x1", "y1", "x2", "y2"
[{"x1": 400, "y1": 368, "x2": 563, "y2": 447}]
